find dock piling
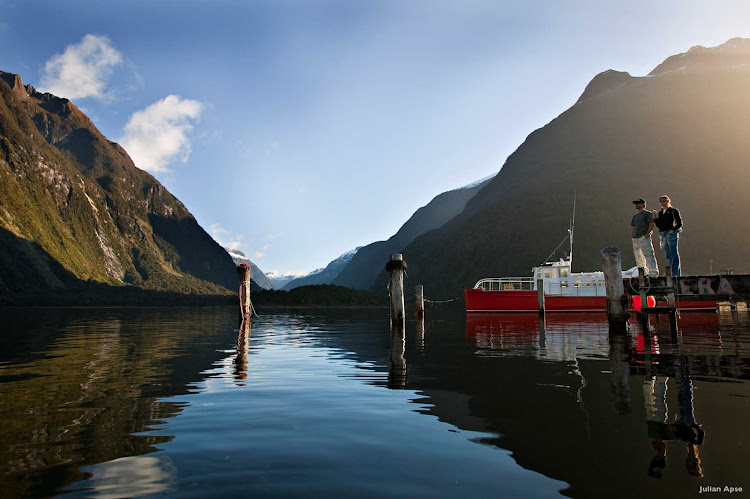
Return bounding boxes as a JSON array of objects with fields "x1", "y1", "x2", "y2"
[
  {"x1": 386, "y1": 254, "x2": 407, "y2": 329},
  {"x1": 601, "y1": 247, "x2": 628, "y2": 324},
  {"x1": 237, "y1": 263, "x2": 251, "y2": 320},
  {"x1": 415, "y1": 285, "x2": 424, "y2": 318},
  {"x1": 536, "y1": 278, "x2": 545, "y2": 316}
]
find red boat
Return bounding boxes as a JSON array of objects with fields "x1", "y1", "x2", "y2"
[{"x1": 464, "y1": 217, "x2": 716, "y2": 313}]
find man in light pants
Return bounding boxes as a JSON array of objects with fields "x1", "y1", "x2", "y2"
[{"x1": 631, "y1": 198, "x2": 659, "y2": 277}]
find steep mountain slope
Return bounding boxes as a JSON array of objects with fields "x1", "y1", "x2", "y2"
[
  {"x1": 399, "y1": 38, "x2": 750, "y2": 297},
  {"x1": 0, "y1": 70, "x2": 237, "y2": 300},
  {"x1": 333, "y1": 175, "x2": 494, "y2": 290},
  {"x1": 282, "y1": 247, "x2": 360, "y2": 290}
]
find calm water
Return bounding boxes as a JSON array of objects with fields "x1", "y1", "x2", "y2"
[{"x1": 0, "y1": 307, "x2": 748, "y2": 498}]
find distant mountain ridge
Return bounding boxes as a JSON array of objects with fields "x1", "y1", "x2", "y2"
[
  {"x1": 225, "y1": 249, "x2": 274, "y2": 289},
  {"x1": 332, "y1": 174, "x2": 495, "y2": 290},
  {"x1": 398, "y1": 37, "x2": 750, "y2": 297},
  {"x1": 0, "y1": 70, "x2": 240, "y2": 301},
  {"x1": 282, "y1": 247, "x2": 361, "y2": 290}
]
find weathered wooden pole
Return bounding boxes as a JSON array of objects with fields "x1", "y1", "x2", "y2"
[
  {"x1": 386, "y1": 254, "x2": 407, "y2": 328},
  {"x1": 601, "y1": 247, "x2": 628, "y2": 324},
  {"x1": 237, "y1": 263, "x2": 251, "y2": 320},
  {"x1": 665, "y1": 267, "x2": 678, "y2": 332},
  {"x1": 415, "y1": 285, "x2": 424, "y2": 318},
  {"x1": 536, "y1": 278, "x2": 545, "y2": 316}
]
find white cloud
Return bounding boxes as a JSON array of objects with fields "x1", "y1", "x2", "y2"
[
  {"x1": 40, "y1": 34, "x2": 123, "y2": 101},
  {"x1": 120, "y1": 95, "x2": 203, "y2": 173},
  {"x1": 253, "y1": 245, "x2": 271, "y2": 259},
  {"x1": 210, "y1": 223, "x2": 245, "y2": 252}
]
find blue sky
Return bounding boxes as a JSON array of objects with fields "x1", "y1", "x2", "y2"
[{"x1": 1, "y1": 1, "x2": 749, "y2": 275}]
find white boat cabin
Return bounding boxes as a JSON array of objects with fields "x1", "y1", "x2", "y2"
[{"x1": 472, "y1": 258, "x2": 639, "y2": 297}]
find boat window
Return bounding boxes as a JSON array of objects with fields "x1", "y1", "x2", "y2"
[
  {"x1": 574, "y1": 280, "x2": 583, "y2": 288},
  {"x1": 561, "y1": 281, "x2": 569, "y2": 288},
  {"x1": 560, "y1": 268, "x2": 569, "y2": 277}
]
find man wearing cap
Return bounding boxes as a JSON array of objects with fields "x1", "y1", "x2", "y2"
[{"x1": 631, "y1": 198, "x2": 659, "y2": 277}]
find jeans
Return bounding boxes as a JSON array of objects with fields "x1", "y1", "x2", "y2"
[
  {"x1": 632, "y1": 236, "x2": 659, "y2": 277},
  {"x1": 663, "y1": 232, "x2": 681, "y2": 276}
]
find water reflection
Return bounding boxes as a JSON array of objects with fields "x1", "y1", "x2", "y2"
[
  {"x1": 460, "y1": 311, "x2": 750, "y2": 497},
  {"x1": 234, "y1": 319, "x2": 251, "y2": 384},
  {"x1": 0, "y1": 308, "x2": 238, "y2": 498},
  {"x1": 1, "y1": 308, "x2": 748, "y2": 498},
  {"x1": 388, "y1": 324, "x2": 407, "y2": 389}
]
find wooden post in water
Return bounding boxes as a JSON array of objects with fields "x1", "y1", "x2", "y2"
[
  {"x1": 665, "y1": 267, "x2": 678, "y2": 332},
  {"x1": 601, "y1": 247, "x2": 628, "y2": 324},
  {"x1": 386, "y1": 254, "x2": 407, "y2": 328},
  {"x1": 237, "y1": 263, "x2": 251, "y2": 320},
  {"x1": 536, "y1": 279, "x2": 545, "y2": 316},
  {"x1": 415, "y1": 285, "x2": 424, "y2": 318}
]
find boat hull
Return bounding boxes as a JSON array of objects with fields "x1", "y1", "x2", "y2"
[{"x1": 464, "y1": 289, "x2": 717, "y2": 313}]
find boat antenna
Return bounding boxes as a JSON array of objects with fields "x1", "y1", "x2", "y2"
[
  {"x1": 569, "y1": 191, "x2": 576, "y2": 267},
  {"x1": 539, "y1": 192, "x2": 577, "y2": 266}
]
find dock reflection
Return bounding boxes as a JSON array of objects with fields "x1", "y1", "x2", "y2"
[{"x1": 460, "y1": 311, "x2": 749, "y2": 493}]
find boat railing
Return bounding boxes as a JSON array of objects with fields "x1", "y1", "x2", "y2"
[{"x1": 474, "y1": 277, "x2": 535, "y2": 291}]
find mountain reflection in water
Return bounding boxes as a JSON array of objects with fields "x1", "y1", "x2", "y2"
[{"x1": 0, "y1": 307, "x2": 747, "y2": 497}]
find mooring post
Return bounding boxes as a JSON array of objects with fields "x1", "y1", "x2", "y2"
[
  {"x1": 386, "y1": 254, "x2": 406, "y2": 328},
  {"x1": 536, "y1": 278, "x2": 545, "y2": 316},
  {"x1": 237, "y1": 263, "x2": 251, "y2": 320},
  {"x1": 415, "y1": 285, "x2": 424, "y2": 318},
  {"x1": 665, "y1": 267, "x2": 678, "y2": 332},
  {"x1": 601, "y1": 247, "x2": 628, "y2": 324}
]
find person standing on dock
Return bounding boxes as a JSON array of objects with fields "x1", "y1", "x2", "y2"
[
  {"x1": 631, "y1": 198, "x2": 659, "y2": 277},
  {"x1": 654, "y1": 195, "x2": 682, "y2": 276}
]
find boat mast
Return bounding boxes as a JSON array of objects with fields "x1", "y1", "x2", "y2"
[{"x1": 568, "y1": 192, "x2": 576, "y2": 268}]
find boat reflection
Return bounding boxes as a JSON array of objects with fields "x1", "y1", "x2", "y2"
[{"x1": 461, "y1": 311, "x2": 749, "y2": 489}]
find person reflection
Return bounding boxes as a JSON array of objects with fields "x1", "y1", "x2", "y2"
[
  {"x1": 642, "y1": 329, "x2": 705, "y2": 479},
  {"x1": 388, "y1": 325, "x2": 407, "y2": 389},
  {"x1": 234, "y1": 319, "x2": 251, "y2": 385}
]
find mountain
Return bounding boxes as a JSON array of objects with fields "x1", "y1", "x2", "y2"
[
  {"x1": 332, "y1": 175, "x2": 495, "y2": 290},
  {"x1": 265, "y1": 271, "x2": 301, "y2": 290},
  {"x1": 225, "y1": 249, "x2": 274, "y2": 290},
  {"x1": 0, "y1": 70, "x2": 239, "y2": 303},
  {"x1": 397, "y1": 38, "x2": 750, "y2": 298},
  {"x1": 282, "y1": 247, "x2": 361, "y2": 290}
]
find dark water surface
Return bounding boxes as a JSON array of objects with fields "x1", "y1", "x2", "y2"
[{"x1": 0, "y1": 307, "x2": 748, "y2": 498}]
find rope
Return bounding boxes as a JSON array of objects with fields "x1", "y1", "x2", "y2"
[
  {"x1": 541, "y1": 232, "x2": 570, "y2": 265},
  {"x1": 424, "y1": 297, "x2": 460, "y2": 304},
  {"x1": 238, "y1": 281, "x2": 261, "y2": 319}
]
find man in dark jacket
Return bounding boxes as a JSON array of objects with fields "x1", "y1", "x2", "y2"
[{"x1": 654, "y1": 195, "x2": 682, "y2": 276}]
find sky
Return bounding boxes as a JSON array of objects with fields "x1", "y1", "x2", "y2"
[{"x1": 1, "y1": 1, "x2": 749, "y2": 276}]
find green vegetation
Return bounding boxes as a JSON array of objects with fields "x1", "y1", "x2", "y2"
[{"x1": 0, "y1": 70, "x2": 237, "y2": 304}]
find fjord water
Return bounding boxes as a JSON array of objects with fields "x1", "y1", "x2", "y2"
[{"x1": 1, "y1": 308, "x2": 748, "y2": 497}]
